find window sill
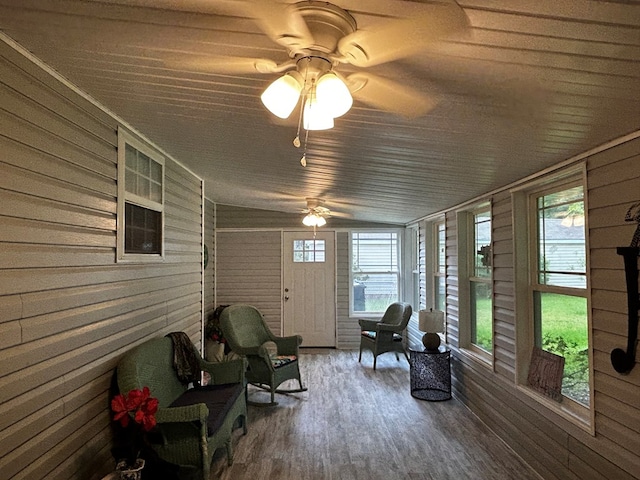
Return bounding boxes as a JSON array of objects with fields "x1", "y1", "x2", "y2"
[
  {"x1": 116, "y1": 253, "x2": 165, "y2": 264},
  {"x1": 516, "y1": 384, "x2": 593, "y2": 435},
  {"x1": 459, "y1": 346, "x2": 493, "y2": 369}
]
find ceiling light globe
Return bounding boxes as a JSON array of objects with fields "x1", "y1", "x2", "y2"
[
  {"x1": 261, "y1": 72, "x2": 303, "y2": 119},
  {"x1": 302, "y1": 213, "x2": 327, "y2": 227},
  {"x1": 316, "y1": 72, "x2": 353, "y2": 118},
  {"x1": 303, "y1": 97, "x2": 334, "y2": 130}
]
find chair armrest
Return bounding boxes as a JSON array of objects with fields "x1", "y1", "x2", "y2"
[
  {"x1": 273, "y1": 335, "x2": 302, "y2": 356},
  {"x1": 155, "y1": 404, "x2": 208, "y2": 424},
  {"x1": 377, "y1": 323, "x2": 402, "y2": 332},
  {"x1": 358, "y1": 319, "x2": 379, "y2": 331},
  {"x1": 200, "y1": 358, "x2": 247, "y2": 385}
]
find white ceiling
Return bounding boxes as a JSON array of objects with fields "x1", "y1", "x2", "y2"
[{"x1": 1, "y1": 0, "x2": 639, "y2": 224}]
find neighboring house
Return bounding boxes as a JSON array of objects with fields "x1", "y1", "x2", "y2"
[{"x1": 0, "y1": 36, "x2": 639, "y2": 480}]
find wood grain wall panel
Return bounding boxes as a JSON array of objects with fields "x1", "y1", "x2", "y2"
[
  {"x1": 204, "y1": 199, "x2": 215, "y2": 319},
  {"x1": 215, "y1": 230, "x2": 282, "y2": 332},
  {"x1": 0, "y1": 160, "x2": 115, "y2": 213},
  {"x1": 0, "y1": 115, "x2": 116, "y2": 178},
  {"x1": 0, "y1": 294, "x2": 21, "y2": 323},
  {"x1": 0, "y1": 191, "x2": 115, "y2": 234},
  {"x1": 427, "y1": 135, "x2": 640, "y2": 479},
  {"x1": 336, "y1": 231, "x2": 357, "y2": 349},
  {"x1": 0, "y1": 83, "x2": 112, "y2": 158},
  {"x1": 0, "y1": 263, "x2": 197, "y2": 296},
  {"x1": 0, "y1": 44, "x2": 204, "y2": 479},
  {"x1": 0, "y1": 135, "x2": 115, "y2": 195}
]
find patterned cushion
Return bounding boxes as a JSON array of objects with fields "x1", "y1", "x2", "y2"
[
  {"x1": 361, "y1": 330, "x2": 403, "y2": 341},
  {"x1": 270, "y1": 354, "x2": 297, "y2": 368}
]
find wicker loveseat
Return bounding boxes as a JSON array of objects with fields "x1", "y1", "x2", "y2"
[{"x1": 115, "y1": 334, "x2": 247, "y2": 480}]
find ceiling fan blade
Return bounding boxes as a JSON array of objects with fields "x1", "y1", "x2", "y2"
[
  {"x1": 338, "y1": 2, "x2": 469, "y2": 68},
  {"x1": 346, "y1": 72, "x2": 436, "y2": 118},
  {"x1": 163, "y1": 54, "x2": 282, "y2": 74},
  {"x1": 243, "y1": 1, "x2": 314, "y2": 51}
]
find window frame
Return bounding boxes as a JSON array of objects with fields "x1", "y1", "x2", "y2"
[
  {"x1": 458, "y1": 202, "x2": 493, "y2": 365},
  {"x1": 433, "y1": 219, "x2": 446, "y2": 312},
  {"x1": 116, "y1": 127, "x2": 165, "y2": 263},
  {"x1": 349, "y1": 229, "x2": 402, "y2": 317},
  {"x1": 512, "y1": 165, "x2": 594, "y2": 431}
]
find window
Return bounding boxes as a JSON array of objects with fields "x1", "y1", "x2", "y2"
[
  {"x1": 434, "y1": 220, "x2": 446, "y2": 312},
  {"x1": 293, "y1": 239, "x2": 325, "y2": 262},
  {"x1": 470, "y1": 208, "x2": 492, "y2": 354},
  {"x1": 117, "y1": 128, "x2": 164, "y2": 262},
  {"x1": 531, "y1": 182, "x2": 589, "y2": 407},
  {"x1": 351, "y1": 231, "x2": 400, "y2": 314}
]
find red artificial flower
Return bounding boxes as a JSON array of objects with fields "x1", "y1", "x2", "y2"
[
  {"x1": 111, "y1": 394, "x2": 131, "y2": 428},
  {"x1": 111, "y1": 386, "x2": 158, "y2": 431}
]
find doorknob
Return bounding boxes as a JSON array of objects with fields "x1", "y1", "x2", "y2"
[{"x1": 284, "y1": 296, "x2": 289, "y2": 301}]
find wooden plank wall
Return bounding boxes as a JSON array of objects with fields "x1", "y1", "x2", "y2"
[
  {"x1": 0, "y1": 40, "x2": 204, "y2": 480},
  {"x1": 215, "y1": 231, "x2": 283, "y2": 334},
  {"x1": 438, "y1": 137, "x2": 640, "y2": 479},
  {"x1": 204, "y1": 199, "x2": 215, "y2": 319}
]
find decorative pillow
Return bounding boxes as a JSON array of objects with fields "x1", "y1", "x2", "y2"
[{"x1": 270, "y1": 354, "x2": 297, "y2": 368}]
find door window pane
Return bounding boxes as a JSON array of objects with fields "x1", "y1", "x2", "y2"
[{"x1": 293, "y1": 239, "x2": 325, "y2": 263}]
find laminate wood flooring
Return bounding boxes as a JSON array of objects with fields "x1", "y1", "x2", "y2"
[{"x1": 210, "y1": 349, "x2": 542, "y2": 480}]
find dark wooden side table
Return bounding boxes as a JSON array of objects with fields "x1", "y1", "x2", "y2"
[{"x1": 409, "y1": 345, "x2": 451, "y2": 401}]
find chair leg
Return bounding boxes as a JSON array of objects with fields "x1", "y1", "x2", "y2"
[
  {"x1": 373, "y1": 355, "x2": 377, "y2": 370},
  {"x1": 226, "y1": 439, "x2": 234, "y2": 466},
  {"x1": 358, "y1": 345, "x2": 362, "y2": 363}
]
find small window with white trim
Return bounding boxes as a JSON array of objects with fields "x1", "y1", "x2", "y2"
[{"x1": 117, "y1": 128, "x2": 165, "y2": 262}]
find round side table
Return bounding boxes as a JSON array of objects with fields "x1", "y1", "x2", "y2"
[{"x1": 409, "y1": 345, "x2": 451, "y2": 401}]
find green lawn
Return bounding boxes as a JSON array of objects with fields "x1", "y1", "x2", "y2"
[{"x1": 475, "y1": 293, "x2": 589, "y2": 405}]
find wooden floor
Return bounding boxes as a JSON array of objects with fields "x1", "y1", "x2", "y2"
[{"x1": 210, "y1": 349, "x2": 542, "y2": 480}]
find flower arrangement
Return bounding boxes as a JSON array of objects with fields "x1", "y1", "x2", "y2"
[
  {"x1": 111, "y1": 386, "x2": 159, "y2": 469},
  {"x1": 205, "y1": 305, "x2": 229, "y2": 347}
]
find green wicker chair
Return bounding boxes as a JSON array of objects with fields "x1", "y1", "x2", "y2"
[
  {"x1": 220, "y1": 304, "x2": 307, "y2": 406},
  {"x1": 116, "y1": 335, "x2": 247, "y2": 480},
  {"x1": 358, "y1": 302, "x2": 412, "y2": 370}
]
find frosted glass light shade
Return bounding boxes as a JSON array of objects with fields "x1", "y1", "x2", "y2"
[
  {"x1": 261, "y1": 73, "x2": 303, "y2": 119},
  {"x1": 302, "y1": 213, "x2": 327, "y2": 227},
  {"x1": 316, "y1": 72, "x2": 353, "y2": 118},
  {"x1": 303, "y1": 97, "x2": 334, "y2": 130}
]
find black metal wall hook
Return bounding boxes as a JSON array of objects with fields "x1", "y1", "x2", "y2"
[{"x1": 610, "y1": 246, "x2": 639, "y2": 374}]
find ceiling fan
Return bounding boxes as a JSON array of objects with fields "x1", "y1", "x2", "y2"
[
  {"x1": 301, "y1": 197, "x2": 336, "y2": 226},
  {"x1": 166, "y1": 0, "x2": 470, "y2": 121}
]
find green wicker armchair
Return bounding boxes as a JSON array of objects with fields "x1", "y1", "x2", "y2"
[
  {"x1": 358, "y1": 302, "x2": 412, "y2": 370},
  {"x1": 116, "y1": 335, "x2": 247, "y2": 480},
  {"x1": 220, "y1": 304, "x2": 307, "y2": 406}
]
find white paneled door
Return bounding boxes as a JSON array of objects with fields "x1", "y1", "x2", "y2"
[{"x1": 283, "y1": 231, "x2": 336, "y2": 347}]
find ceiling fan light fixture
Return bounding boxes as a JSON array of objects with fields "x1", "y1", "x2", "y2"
[
  {"x1": 303, "y1": 96, "x2": 334, "y2": 130},
  {"x1": 315, "y1": 72, "x2": 352, "y2": 118},
  {"x1": 261, "y1": 72, "x2": 303, "y2": 119},
  {"x1": 302, "y1": 212, "x2": 327, "y2": 227}
]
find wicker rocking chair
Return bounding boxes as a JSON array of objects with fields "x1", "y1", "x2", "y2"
[{"x1": 220, "y1": 304, "x2": 307, "y2": 406}]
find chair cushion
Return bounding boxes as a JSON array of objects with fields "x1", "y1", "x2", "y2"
[
  {"x1": 361, "y1": 330, "x2": 403, "y2": 341},
  {"x1": 270, "y1": 354, "x2": 297, "y2": 368},
  {"x1": 169, "y1": 383, "x2": 244, "y2": 436}
]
